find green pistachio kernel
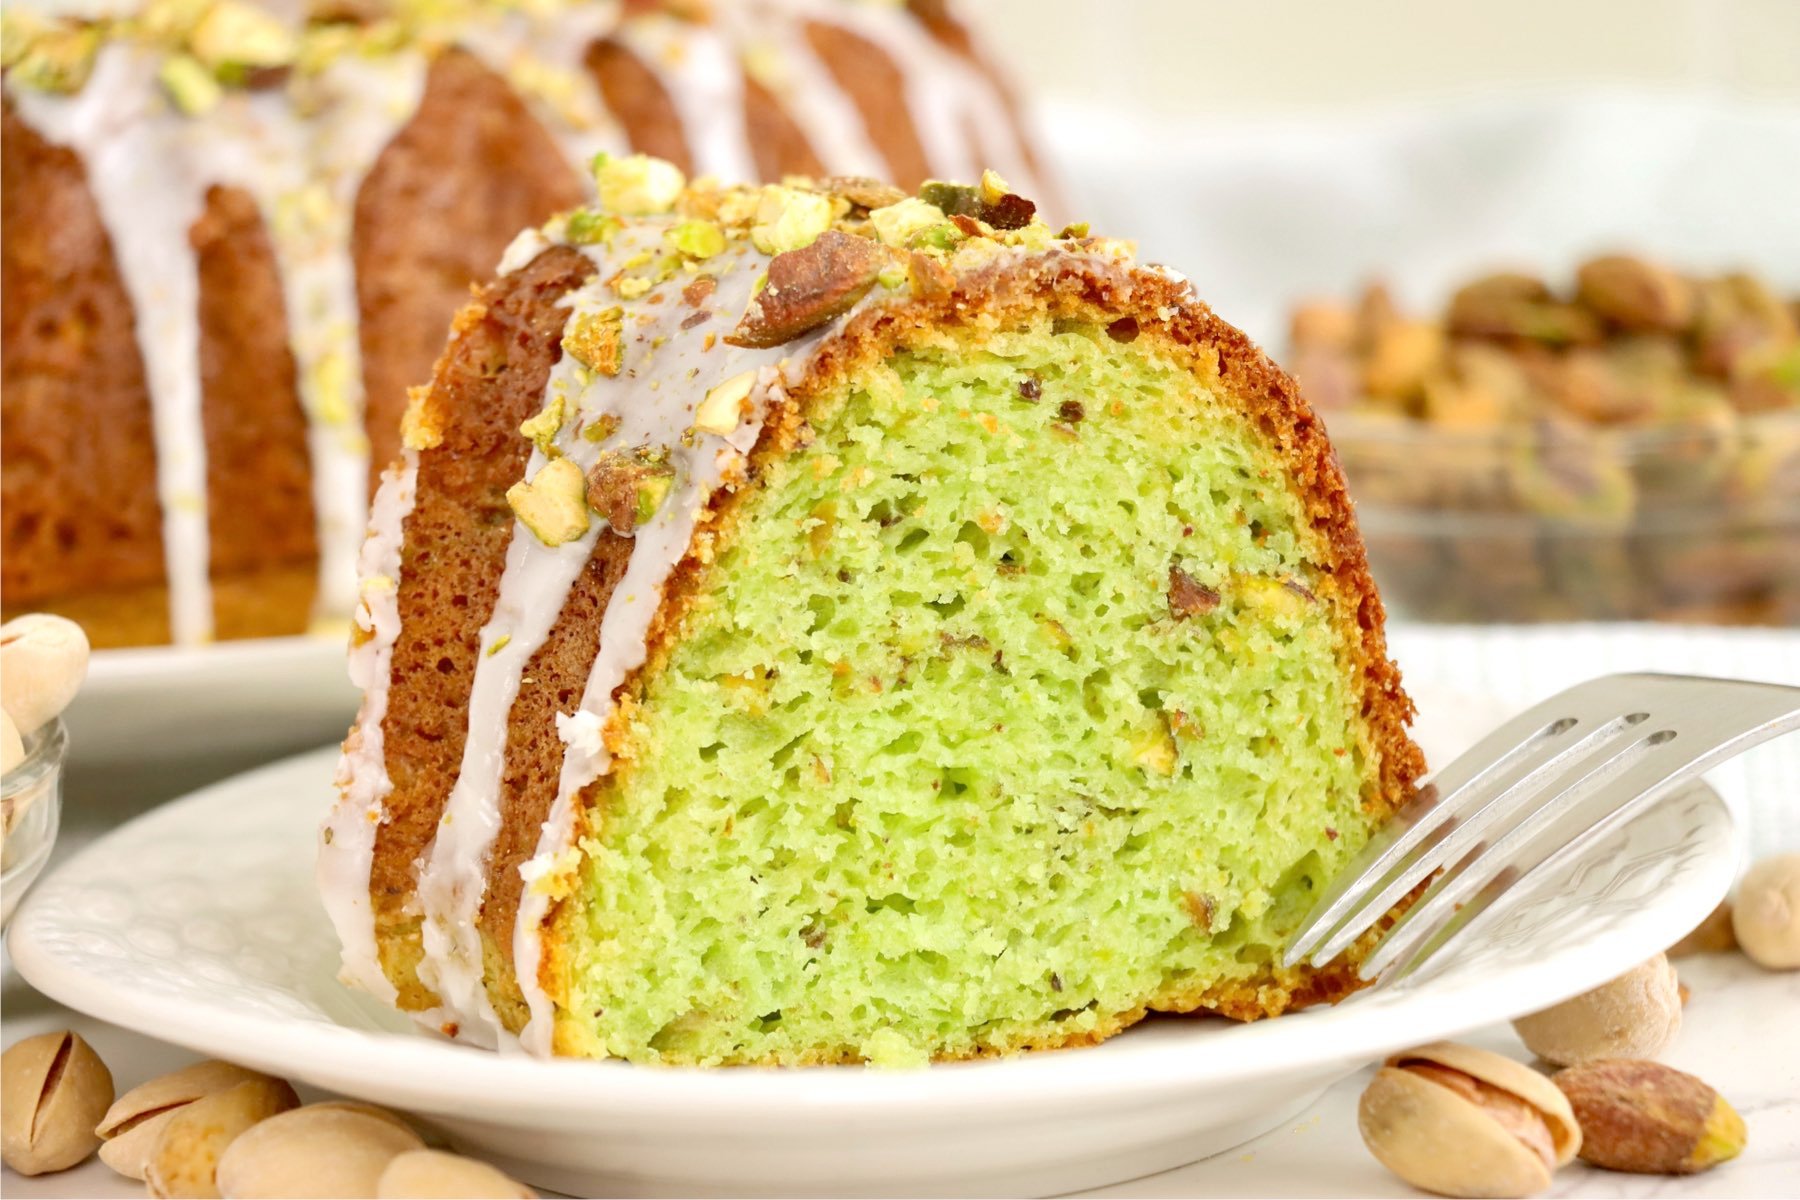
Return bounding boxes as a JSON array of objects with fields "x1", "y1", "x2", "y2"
[
  {"x1": 9, "y1": 26, "x2": 101, "y2": 93},
  {"x1": 189, "y1": 0, "x2": 298, "y2": 71},
  {"x1": 519, "y1": 394, "x2": 566, "y2": 454},
  {"x1": 159, "y1": 53, "x2": 224, "y2": 115},
  {"x1": 505, "y1": 458, "x2": 590, "y2": 547},
  {"x1": 666, "y1": 219, "x2": 726, "y2": 260},
  {"x1": 564, "y1": 208, "x2": 622, "y2": 246},
  {"x1": 594, "y1": 152, "x2": 686, "y2": 216},
  {"x1": 635, "y1": 472, "x2": 675, "y2": 525},
  {"x1": 563, "y1": 307, "x2": 625, "y2": 376},
  {"x1": 750, "y1": 187, "x2": 833, "y2": 256},
  {"x1": 869, "y1": 197, "x2": 951, "y2": 250}
]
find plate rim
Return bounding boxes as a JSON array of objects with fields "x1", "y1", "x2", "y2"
[{"x1": 8, "y1": 742, "x2": 1736, "y2": 1126}]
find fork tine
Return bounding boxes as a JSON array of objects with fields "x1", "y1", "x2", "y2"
[
  {"x1": 1282, "y1": 676, "x2": 1648, "y2": 968},
  {"x1": 1299, "y1": 710, "x2": 1647, "y2": 968},
  {"x1": 1354, "y1": 675, "x2": 1800, "y2": 985}
]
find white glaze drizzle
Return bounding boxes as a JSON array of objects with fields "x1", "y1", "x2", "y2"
[
  {"x1": 319, "y1": 451, "x2": 419, "y2": 1006},
  {"x1": 4, "y1": 3, "x2": 1038, "y2": 650},
  {"x1": 417, "y1": 220, "x2": 833, "y2": 1049}
]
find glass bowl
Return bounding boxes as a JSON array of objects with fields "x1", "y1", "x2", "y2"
[
  {"x1": 2, "y1": 718, "x2": 66, "y2": 927},
  {"x1": 1329, "y1": 410, "x2": 1800, "y2": 624}
]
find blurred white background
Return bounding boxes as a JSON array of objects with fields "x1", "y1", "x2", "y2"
[{"x1": 964, "y1": 0, "x2": 1800, "y2": 347}]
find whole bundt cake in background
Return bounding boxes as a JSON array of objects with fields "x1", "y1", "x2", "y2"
[
  {"x1": 320, "y1": 158, "x2": 1425, "y2": 1064},
  {"x1": 0, "y1": 0, "x2": 1044, "y2": 647}
]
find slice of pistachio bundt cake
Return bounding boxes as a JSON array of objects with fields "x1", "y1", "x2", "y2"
[{"x1": 320, "y1": 157, "x2": 1425, "y2": 1064}]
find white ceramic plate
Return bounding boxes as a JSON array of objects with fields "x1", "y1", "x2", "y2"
[
  {"x1": 69, "y1": 637, "x2": 355, "y2": 771},
  {"x1": 8, "y1": 735, "x2": 1734, "y2": 1198}
]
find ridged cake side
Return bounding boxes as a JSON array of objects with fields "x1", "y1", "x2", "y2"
[{"x1": 0, "y1": 0, "x2": 1040, "y2": 646}]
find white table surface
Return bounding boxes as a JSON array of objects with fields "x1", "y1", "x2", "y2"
[{"x1": 3, "y1": 950, "x2": 1795, "y2": 1198}]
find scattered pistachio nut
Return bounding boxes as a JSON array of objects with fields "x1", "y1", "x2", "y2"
[
  {"x1": 1668, "y1": 900, "x2": 1737, "y2": 958},
  {"x1": 750, "y1": 186, "x2": 833, "y2": 256},
  {"x1": 144, "y1": 1076, "x2": 299, "y2": 1198},
  {"x1": 562, "y1": 306, "x2": 625, "y2": 377},
  {"x1": 1553, "y1": 1059, "x2": 1745, "y2": 1175},
  {"x1": 214, "y1": 1103, "x2": 425, "y2": 1199},
  {"x1": 695, "y1": 369, "x2": 756, "y2": 435},
  {"x1": 727, "y1": 230, "x2": 886, "y2": 349},
  {"x1": 506, "y1": 458, "x2": 591, "y2": 547},
  {"x1": 0, "y1": 613, "x2": 91, "y2": 736},
  {"x1": 1732, "y1": 852, "x2": 1800, "y2": 969},
  {"x1": 1, "y1": 1031, "x2": 115, "y2": 1176},
  {"x1": 97, "y1": 1060, "x2": 274, "y2": 1182},
  {"x1": 375, "y1": 1149, "x2": 535, "y2": 1199},
  {"x1": 593, "y1": 153, "x2": 685, "y2": 216},
  {"x1": 1512, "y1": 953, "x2": 1682, "y2": 1067},
  {"x1": 1576, "y1": 255, "x2": 1696, "y2": 334},
  {"x1": 868, "y1": 197, "x2": 950, "y2": 250},
  {"x1": 1358, "y1": 1041, "x2": 1579, "y2": 1199},
  {"x1": 188, "y1": 0, "x2": 297, "y2": 71},
  {"x1": 585, "y1": 450, "x2": 674, "y2": 535},
  {"x1": 665, "y1": 219, "x2": 725, "y2": 260}
]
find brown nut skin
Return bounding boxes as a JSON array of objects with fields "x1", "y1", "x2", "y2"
[
  {"x1": 1732, "y1": 852, "x2": 1800, "y2": 969},
  {"x1": 1512, "y1": 954, "x2": 1682, "y2": 1067},
  {"x1": 1554, "y1": 1059, "x2": 1746, "y2": 1174},
  {"x1": 97, "y1": 1060, "x2": 274, "y2": 1181},
  {"x1": 376, "y1": 1149, "x2": 536, "y2": 1199},
  {"x1": 1669, "y1": 900, "x2": 1738, "y2": 958},
  {"x1": 214, "y1": 1103, "x2": 425, "y2": 1198},
  {"x1": 0, "y1": 1031, "x2": 114, "y2": 1175},
  {"x1": 144, "y1": 1076, "x2": 300, "y2": 1198},
  {"x1": 1358, "y1": 1042, "x2": 1579, "y2": 1198}
]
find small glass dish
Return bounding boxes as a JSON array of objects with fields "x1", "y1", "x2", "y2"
[
  {"x1": 1329, "y1": 410, "x2": 1800, "y2": 624},
  {"x1": 3, "y1": 718, "x2": 66, "y2": 927}
]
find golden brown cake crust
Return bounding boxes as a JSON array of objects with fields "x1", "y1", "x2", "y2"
[
  {"x1": 1, "y1": 97, "x2": 168, "y2": 636},
  {"x1": 380, "y1": 247, "x2": 1426, "y2": 1048},
  {"x1": 354, "y1": 48, "x2": 587, "y2": 497},
  {"x1": 368, "y1": 245, "x2": 597, "y2": 1009}
]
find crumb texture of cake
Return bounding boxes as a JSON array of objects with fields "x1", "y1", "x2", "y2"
[
  {"x1": 0, "y1": 0, "x2": 1041, "y2": 647},
  {"x1": 320, "y1": 162, "x2": 1425, "y2": 1065}
]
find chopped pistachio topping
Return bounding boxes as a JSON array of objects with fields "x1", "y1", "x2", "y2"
[
  {"x1": 583, "y1": 413, "x2": 622, "y2": 443},
  {"x1": 979, "y1": 169, "x2": 1011, "y2": 204},
  {"x1": 506, "y1": 457, "x2": 590, "y2": 547},
  {"x1": 159, "y1": 53, "x2": 223, "y2": 114},
  {"x1": 635, "y1": 472, "x2": 674, "y2": 525},
  {"x1": 563, "y1": 307, "x2": 625, "y2": 376},
  {"x1": 189, "y1": 0, "x2": 297, "y2": 71},
  {"x1": 695, "y1": 369, "x2": 757, "y2": 435},
  {"x1": 8, "y1": 25, "x2": 101, "y2": 93},
  {"x1": 751, "y1": 187, "x2": 834, "y2": 256},
  {"x1": 613, "y1": 276, "x2": 653, "y2": 300},
  {"x1": 666, "y1": 219, "x2": 726, "y2": 260},
  {"x1": 869, "y1": 198, "x2": 951, "y2": 250},
  {"x1": 594, "y1": 153, "x2": 686, "y2": 216},
  {"x1": 564, "y1": 209, "x2": 623, "y2": 246},
  {"x1": 519, "y1": 394, "x2": 566, "y2": 454}
]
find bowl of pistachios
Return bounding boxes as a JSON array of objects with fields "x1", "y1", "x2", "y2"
[
  {"x1": 2, "y1": 615, "x2": 89, "y2": 926},
  {"x1": 1289, "y1": 256, "x2": 1800, "y2": 625}
]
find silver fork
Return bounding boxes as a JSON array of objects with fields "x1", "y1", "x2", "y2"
[{"x1": 1283, "y1": 673, "x2": 1800, "y2": 989}]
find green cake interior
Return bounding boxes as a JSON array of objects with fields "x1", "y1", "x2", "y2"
[{"x1": 555, "y1": 317, "x2": 1382, "y2": 1065}]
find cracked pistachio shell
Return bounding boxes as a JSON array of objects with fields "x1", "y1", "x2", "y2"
[
  {"x1": 376, "y1": 1149, "x2": 536, "y2": 1198},
  {"x1": 215, "y1": 1103, "x2": 424, "y2": 1198},
  {"x1": 144, "y1": 1076, "x2": 300, "y2": 1198},
  {"x1": 1359, "y1": 1042, "x2": 1579, "y2": 1198},
  {"x1": 97, "y1": 1061, "x2": 273, "y2": 1181},
  {"x1": 0, "y1": 614, "x2": 89, "y2": 736},
  {"x1": 1, "y1": 1031, "x2": 114, "y2": 1175}
]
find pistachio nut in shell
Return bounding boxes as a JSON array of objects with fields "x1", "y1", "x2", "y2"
[
  {"x1": 1668, "y1": 900, "x2": 1737, "y2": 958},
  {"x1": 143, "y1": 1076, "x2": 299, "y2": 1198},
  {"x1": 376, "y1": 1149, "x2": 536, "y2": 1199},
  {"x1": 1554, "y1": 1059, "x2": 1745, "y2": 1174},
  {"x1": 0, "y1": 613, "x2": 90, "y2": 736},
  {"x1": 1358, "y1": 1041, "x2": 1578, "y2": 1198},
  {"x1": 97, "y1": 1060, "x2": 274, "y2": 1181},
  {"x1": 1512, "y1": 953, "x2": 1682, "y2": 1067},
  {"x1": 1731, "y1": 852, "x2": 1800, "y2": 969},
  {"x1": 214, "y1": 1103, "x2": 425, "y2": 1198},
  {"x1": 0, "y1": 1031, "x2": 114, "y2": 1175}
]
